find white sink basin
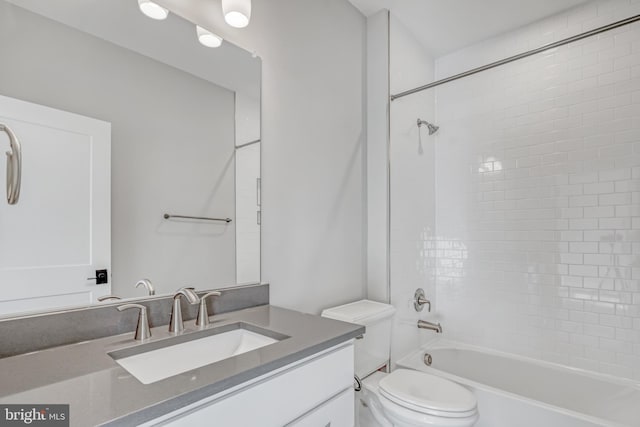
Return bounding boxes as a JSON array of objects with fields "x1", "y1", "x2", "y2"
[{"x1": 111, "y1": 327, "x2": 281, "y2": 384}]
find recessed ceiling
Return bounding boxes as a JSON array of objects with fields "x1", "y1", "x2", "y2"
[{"x1": 349, "y1": 0, "x2": 593, "y2": 56}]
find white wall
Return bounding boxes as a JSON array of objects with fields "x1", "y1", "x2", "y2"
[
  {"x1": 159, "y1": 0, "x2": 368, "y2": 314},
  {"x1": 366, "y1": 10, "x2": 390, "y2": 304},
  {"x1": 432, "y1": 0, "x2": 640, "y2": 380},
  {"x1": 388, "y1": 15, "x2": 438, "y2": 363},
  {"x1": 0, "y1": 4, "x2": 236, "y2": 298}
]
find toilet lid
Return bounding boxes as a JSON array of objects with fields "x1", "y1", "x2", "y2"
[{"x1": 378, "y1": 369, "x2": 477, "y2": 418}]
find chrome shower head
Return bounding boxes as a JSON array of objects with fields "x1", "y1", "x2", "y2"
[{"x1": 417, "y1": 118, "x2": 439, "y2": 135}]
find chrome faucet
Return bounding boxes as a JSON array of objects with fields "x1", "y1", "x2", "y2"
[
  {"x1": 169, "y1": 287, "x2": 200, "y2": 334},
  {"x1": 418, "y1": 319, "x2": 442, "y2": 333},
  {"x1": 117, "y1": 303, "x2": 151, "y2": 341},
  {"x1": 196, "y1": 291, "x2": 222, "y2": 328},
  {"x1": 135, "y1": 278, "x2": 155, "y2": 295}
]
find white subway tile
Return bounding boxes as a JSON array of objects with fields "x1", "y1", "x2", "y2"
[
  {"x1": 570, "y1": 195, "x2": 599, "y2": 207},
  {"x1": 585, "y1": 277, "x2": 615, "y2": 290},
  {"x1": 599, "y1": 217, "x2": 632, "y2": 229},
  {"x1": 570, "y1": 265, "x2": 599, "y2": 277},
  {"x1": 598, "y1": 93, "x2": 632, "y2": 110},
  {"x1": 585, "y1": 206, "x2": 615, "y2": 217},
  {"x1": 599, "y1": 242, "x2": 632, "y2": 254},
  {"x1": 570, "y1": 310, "x2": 599, "y2": 324},
  {"x1": 599, "y1": 314, "x2": 633, "y2": 328},
  {"x1": 614, "y1": 129, "x2": 640, "y2": 144},
  {"x1": 599, "y1": 337, "x2": 633, "y2": 354},
  {"x1": 428, "y1": 0, "x2": 640, "y2": 378},
  {"x1": 571, "y1": 333, "x2": 599, "y2": 347},
  {"x1": 600, "y1": 265, "x2": 632, "y2": 279},
  {"x1": 600, "y1": 168, "x2": 632, "y2": 182},
  {"x1": 584, "y1": 324, "x2": 616, "y2": 339},
  {"x1": 615, "y1": 180, "x2": 640, "y2": 192},
  {"x1": 613, "y1": 104, "x2": 640, "y2": 119},
  {"x1": 600, "y1": 290, "x2": 633, "y2": 304},
  {"x1": 584, "y1": 182, "x2": 615, "y2": 194},
  {"x1": 616, "y1": 328, "x2": 640, "y2": 342},
  {"x1": 599, "y1": 143, "x2": 634, "y2": 158},
  {"x1": 615, "y1": 206, "x2": 640, "y2": 217},
  {"x1": 614, "y1": 29, "x2": 640, "y2": 46},
  {"x1": 598, "y1": 193, "x2": 632, "y2": 205},
  {"x1": 614, "y1": 53, "x2": 640, "y2": 70},
  {"x1": 561, "y1": 207, "x2": 584, "y2": 218},
  {"x1": 584, "y1": 253, "x2": 614, "y2": 265},
  {"x1": 585, "y1": 300, "x2": 617, "y2": 314},
  {"x1": 569, "y1": 242, "x2": 598, "y2": 253},
  {"x1": 569, "y1": 218, "x2": 598, "y2": 229},
  {"x1": 598, "y1": 68, "x2": 631, "y2": 86}
]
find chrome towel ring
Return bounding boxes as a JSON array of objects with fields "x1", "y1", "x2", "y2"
[{"x1": 0, "y1": 123, "x2": 21, "y2": 205}]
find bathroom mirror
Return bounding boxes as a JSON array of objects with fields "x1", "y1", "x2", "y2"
[{"x1": 0, "y1": 0, "x2": 261, "y2": 317}]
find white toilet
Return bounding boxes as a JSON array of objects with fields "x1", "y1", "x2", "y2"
[{"x1": 322, "y1": 300, "x2": 478, "y2": 427}]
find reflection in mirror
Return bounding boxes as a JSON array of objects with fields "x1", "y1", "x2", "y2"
[{"x1": 0, "y1": 0, "x2": 261, "y2": 318}]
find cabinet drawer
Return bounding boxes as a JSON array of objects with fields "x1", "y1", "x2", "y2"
[
  {"x1": 288, "y1": 388, "x2": 354, "y2": 427},
  {"x1": 155, "y1": 343, "x2": 354, "y2": 426}
]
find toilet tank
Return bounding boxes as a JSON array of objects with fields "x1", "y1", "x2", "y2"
[{"x1": 322, "y1": 300, "x2": 395, "y2": 379}]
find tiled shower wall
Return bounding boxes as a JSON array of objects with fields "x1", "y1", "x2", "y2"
[{"x1": 431, "y1": 0, "x2": 640, "y2": 380}]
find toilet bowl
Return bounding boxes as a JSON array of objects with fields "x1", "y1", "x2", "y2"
[{"x1": 362, "y1": 370, "x2": 478, "y2": 427}]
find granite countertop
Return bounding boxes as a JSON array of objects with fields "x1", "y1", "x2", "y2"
[{"x1": 0, "y1": 305, "x2": 364, "y2": 426}]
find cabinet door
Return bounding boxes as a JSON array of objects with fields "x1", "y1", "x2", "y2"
[
  {"x1": 287, "y1": 388, "x2": 354, "y2": 427},
  {"x1": 0, "y1": 94, "x2": 111, "y2": 315}
]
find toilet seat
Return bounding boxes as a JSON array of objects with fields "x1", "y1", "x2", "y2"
[{"x1": 378, "y1": 369, "x2": 477, "y2": 418}]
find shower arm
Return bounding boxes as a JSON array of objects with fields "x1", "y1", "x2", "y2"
[{"x1": 0, "y1": 123, "x2": 22, "y2": 205}]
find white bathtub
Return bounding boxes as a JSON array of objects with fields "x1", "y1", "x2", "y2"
[{"x1": 396, "y1": 339, "x2": 640, "y2": 427}]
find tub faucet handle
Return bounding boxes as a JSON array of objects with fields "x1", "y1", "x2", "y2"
[
  {"x1": 117, "y1": 303, "x2": 151, "y2": 341},
  {"x1": 196, "y1": 291, "x2": 222, "y2": 328},
  {"x1": 414, "y1": 288, "x2": 431, "y2": 312}
]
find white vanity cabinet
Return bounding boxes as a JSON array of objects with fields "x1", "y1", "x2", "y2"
[{"x1": 144, "y1": 341, "x2": 355, "y2": 427}]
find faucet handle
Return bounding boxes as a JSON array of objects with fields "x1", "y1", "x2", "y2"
[
  {"x1": 117, "y1": 303, "x2": 151, "y2": 341},
  {"x1": 196, "y1": 291, "x2": 222, "y2": 328},
  {"x1": 414, "y1": 288, "x2": 431, "y2": 312}
]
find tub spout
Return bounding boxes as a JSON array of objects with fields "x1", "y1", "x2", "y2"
[{"x1": 418, "y1": 319, "x2": 442, "y2": 333}]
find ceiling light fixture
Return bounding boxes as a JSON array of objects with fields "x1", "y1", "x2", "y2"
[
  {"x1": 197, "y1": 26, "x2": 223, "y2": 48},
  {"x1": 222, "y1": 0, "x2": 251, "y2": 28},
  {"x1": 138, "y1": 0, "x2": 169, "y2": 20}
]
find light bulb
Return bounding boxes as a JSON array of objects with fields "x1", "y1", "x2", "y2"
[
  {"x1": 138, "y1": 0, "x2": 169, "y2": 20},
  {"x1": 222, "y1": 0, "x2": 251, "y2": 28},
  {"x1": 197, "y1": 26, "x2": 223, "y2": 48}
]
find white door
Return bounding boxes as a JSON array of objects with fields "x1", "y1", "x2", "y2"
[{"x1": 0, "y1": 94, "x2": 110, "y2": 316}]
